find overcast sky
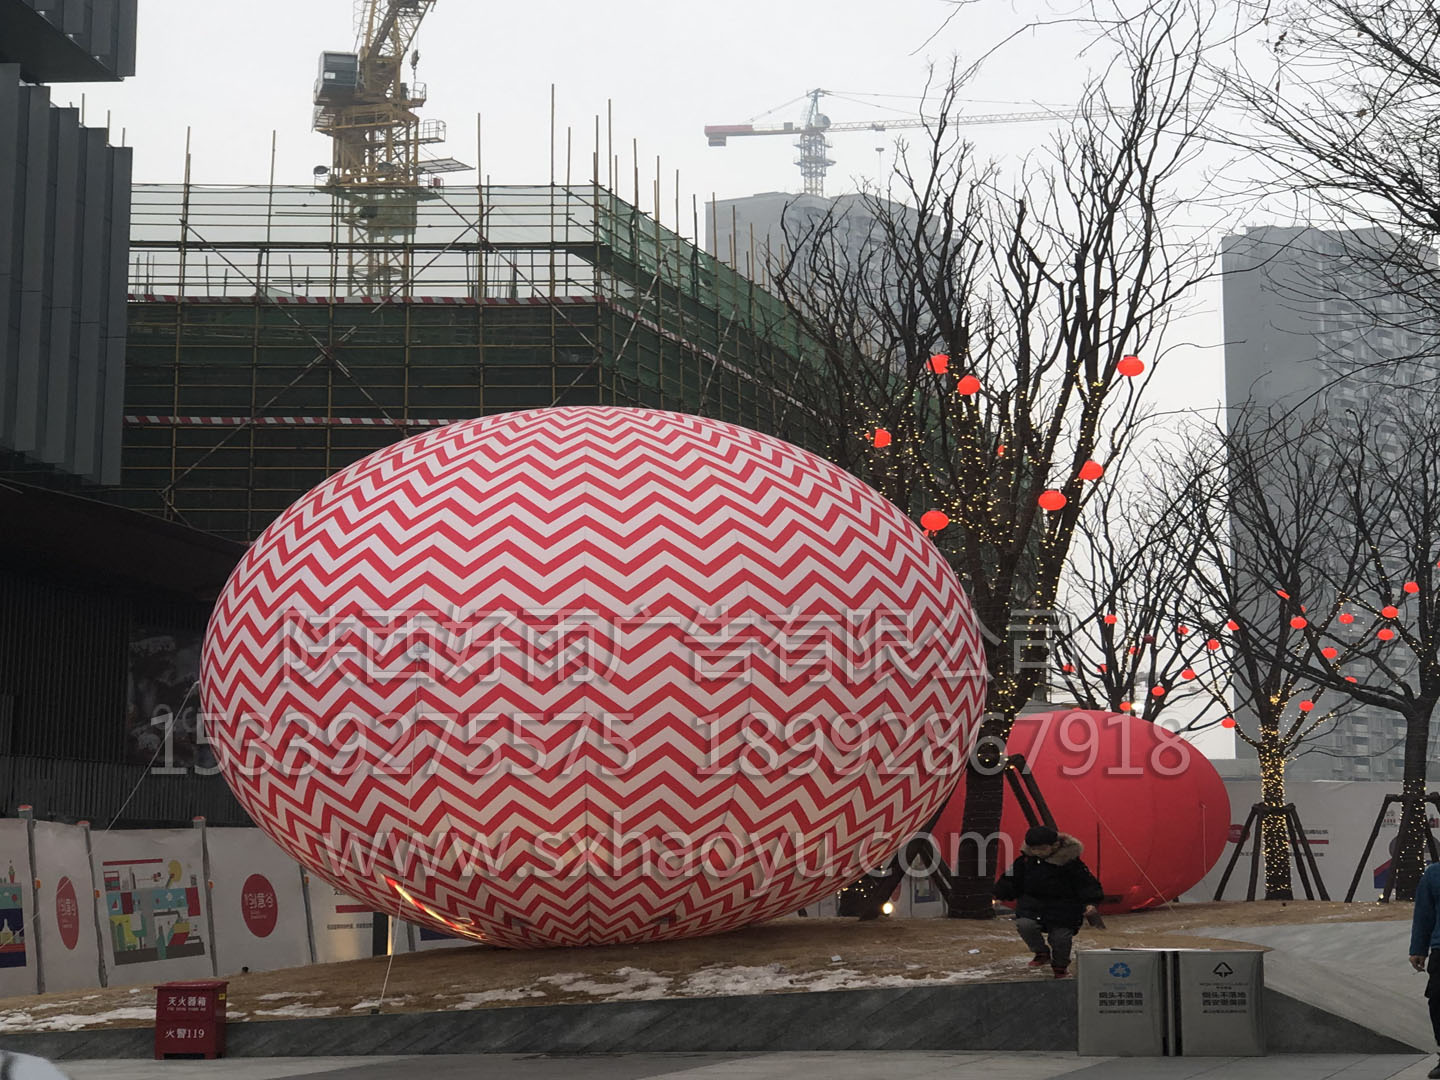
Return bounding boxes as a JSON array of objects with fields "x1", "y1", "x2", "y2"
[
  {"x1": 70, "y1": 0, "x2": 1259, "y2": 752},
  {"x1": 69, "y1": 0, "x2": 1234, "y2": 403}
]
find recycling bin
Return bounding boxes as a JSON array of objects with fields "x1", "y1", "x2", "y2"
[
  {"x1": 1174, "y1": 949, "x2": 1265, "y2": 1055},
  {"x1": 1078, "y1": 948, "x2": 1170, "y2": 1056},
  {"x1": 154, "y1": 979, "x2": 227, "y2": 1059},
  {"x1": 1078, "y1": 948, "x2": 1266, "y2": 1056}
]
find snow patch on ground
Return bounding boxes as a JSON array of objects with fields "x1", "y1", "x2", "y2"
[
  {"x1": 257, "y1": 990, "x2": 323, "y2": 1001},
  {"x1": 447, "y1": 988, "x2": 546, "y2": 1009},
  {"x1": 0, "y1": 1006, "x2": 154, "y2": 1031},
  {"x1": 252, "y1": 1003, "x2": 342, "y2": 1018},
  {"x1": 537, "y1": 967, "x2": 672, "y2": 1001},
  {"x1": 350, "y1": 995, "x2": 412, "y2": 1011}
]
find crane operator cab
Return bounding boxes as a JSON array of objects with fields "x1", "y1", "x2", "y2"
[{"x1": 315, "y1": 52, "x2": 360, "y2": 105}]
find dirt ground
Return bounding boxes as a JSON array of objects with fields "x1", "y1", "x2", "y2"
[{"x1": 0, "y1": 900, "x2": 1409, "y2": 1032}]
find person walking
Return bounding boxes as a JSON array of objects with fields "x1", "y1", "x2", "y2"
[
  {"x1": 994, "y1": 824, "x2": 1105, "y2": 979},
  {"x1": 1409, "y1": 859, "x2": 1440, "y2": 1078}
]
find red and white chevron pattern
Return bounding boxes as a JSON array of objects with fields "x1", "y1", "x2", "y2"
[{"x1": 201, "y1": 408, "x2": 985, "y2": 948}]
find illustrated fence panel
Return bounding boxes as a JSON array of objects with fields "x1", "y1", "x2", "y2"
[
  {"x1": 0, "y1": 819, "x2": 37, "y2": 995},
  {"x1": 92, "y1": 828, "x2": 213, "y2": 985},
  {"x1": 31, "y1": 821, "x2": 103, "y2": 993}
]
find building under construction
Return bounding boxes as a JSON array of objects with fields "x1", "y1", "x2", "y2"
[{"x1": 117, "y1": 181, "x2": 821, "y2": 542}]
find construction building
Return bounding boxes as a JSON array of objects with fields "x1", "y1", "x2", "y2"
[{"x1": 117, "y1": 181, "x2": 820, "y2": 542}]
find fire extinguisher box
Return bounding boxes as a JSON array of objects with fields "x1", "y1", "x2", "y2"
[{"x1": 154, "y1": 979, "x2": 228, "y2": 1059}]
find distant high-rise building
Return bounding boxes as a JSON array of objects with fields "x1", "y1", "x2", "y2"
[
  {"x1": 1222, "y1": 225, "x2": 1437, "y2": 782},
  {"x1": 707, "y1": 190, "x2": 916, "y2": 292}
]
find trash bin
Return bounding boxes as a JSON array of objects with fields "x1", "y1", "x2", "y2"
[
  {"x1": 154, "y1": 979, "x2": 227, "y2": 1060},
  {"x1": 1078, "y1": 948, "x2": 1266, "y2": 1056},
  {"x1": 1078, "y1": 948, "x2": 1170, "y2": 1056},
  {"x1": 1174, "y1": 949, "x2": 1265, "y2": 1055}
]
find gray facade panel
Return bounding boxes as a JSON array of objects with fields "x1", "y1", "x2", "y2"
[
  {"x1": 40, "y1": 105, "x2": 81, "y2": 466},
  {"x1": 0, "y1": 0, "x2": 137, "y2": 81},
  {"x1": 70, "y1": 126, "x2": 108, "y2": 477},
  {"x1": 1, "y1": 73, "x2": 129, "y2": 484},
  {"x1": 12, "y1": 81, "x2": 51, "y2": 455},
  {"x1": 98, "y1": 144, "x2": 129, "y2": 487},
  {"x1": 0, "y1": 71, "x2": 18, "y2": 433}
]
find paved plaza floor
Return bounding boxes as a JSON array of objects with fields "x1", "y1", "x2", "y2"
[{"x1": 50, "y1": 1053, "x2": 1440, "y2": 1080}]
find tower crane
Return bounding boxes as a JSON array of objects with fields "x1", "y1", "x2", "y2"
[
  {"x1": 705, "y1": 89, "x2": 1100, "y2": 197},
  {"x1": 313, "y1": 0, "x2": 469, "y2": 294}
]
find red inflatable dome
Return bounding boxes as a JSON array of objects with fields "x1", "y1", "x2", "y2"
[{"x1": 934, "y1": 710, "x2": 1227, "y2": 911}]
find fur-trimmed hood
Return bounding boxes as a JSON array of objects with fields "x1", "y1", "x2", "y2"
[{"x1": 1021, "y1": 833, "x2": 1084, "y2": 865}]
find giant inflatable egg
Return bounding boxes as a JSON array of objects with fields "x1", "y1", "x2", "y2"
[
  {"x1": 202, "y1": 408, "x2": 985, "y2": 947},
  {"x1": 934, "y1": 710, "x2": 1228, "y2": 911}
]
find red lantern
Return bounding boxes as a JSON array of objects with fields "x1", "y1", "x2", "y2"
[
  {"x1": 1062, "y1": 663, "x2": 1075, "y2": 674},
  {"x1": 1181, "y1": 668, "x2": 1196, "y2": 680},
  {"x1": 928, "y1": 353, "x2": 949, "y2": 374},
  {"x1": 1221, "y1": 717, "x2": 1236, "y2": 729},
  {"x1": 1103, "y1": 614, "x2": 1118, "y2": 625},
  {"x1": 1079, "y1": 460, "x2": 1104, "y2": 481},
  {"x1": 1119, "y1": 701, "x2": 1133, "y2": 712},
  {"x1": 1346, "y1": 675, "x2": 1358, "y2": 683},
  {"x1": 1226, "y1": 619, "x2": 1239, "y2": 631},
  {"x1": 1290, "y1": 616, "x2": 1308, "y2": 630},
  {"x1": 872, "y1": 428, "x2": 892, "y2": 448},
  {"x1": 1038, "y1": 489, "x2": 1068, "y2": 511},
  {"x1": 920, "y1": 509, "x2": 950, "y2": 535},
  {"x1": 1098, "y1": 664, "x2": 1108, "y2": 674},
  {"x1": 1382, "y1": 605, "x2": 1399, "y2": 619},
  {"x1": 1339, "y1": 613, "x2": 1355, "y2": 624},
  {"x1": 1275, "y1": 589, "x2": 1291, "y2": 600},
  {"x1": 1117, "y1": 355, "x2": 1144, "y2": 377},
  {"x1": 1176, "y1": 625, "x2": 1190, "y2": 635},
  {"x1": 1151, "y1": 686, "x2": 1165, "y2": 697},
  {"x1": 997, "y1": 443, "x2": 1006, "y2": 457},
  {"x1": 934, "y1": 710, "x2": 1228, "y2": 913},
  {"x1": 1322, "y1": 647, "x2": 1338, "y2": 660},
  {"x1": 1299, "y1": 700, "x2": 1315, "y2": 713},
  {"x1": 957, "y1": 374, "x2": 981, "y2": 396},
  {"x1": 1378, "y1": 627, "x2": 1396, "y2": 641},
  {"x1": 1206, "y1": 638, "x2": 1220, "y2": 651},
  {"x1": 1405, "y1": 581, "x2": 1420, "y2": 594}
]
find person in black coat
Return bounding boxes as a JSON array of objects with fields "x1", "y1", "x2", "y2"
[{"x1": 993, "y1": 824, "x2": 1104, "y2": 978}]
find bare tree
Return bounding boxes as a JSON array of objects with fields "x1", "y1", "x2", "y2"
[
  {"x1": 1215, "y1": 0, "x2": 1440, "y2": 392},
  {"x1": 1173, "y1": 412, "x2": 1359, "y2": 898},
  {"x1": 1243, "y1": 399, "x2": 1440, "y2": 901},
  {"x1": 773, "y1": 1, "x2": 1222, "y2": 917},
  {"x1": 1052, "y1": 457, "x2": 1227, "y2": 728}
]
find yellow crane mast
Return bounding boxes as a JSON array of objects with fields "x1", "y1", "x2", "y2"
[{"x1": 312, "y1": 0, "x2": 466, "y2": 295}]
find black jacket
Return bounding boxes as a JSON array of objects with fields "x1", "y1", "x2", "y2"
[{"x1": 993, "y1": 833, "x2": 1105, "y2": 931}]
